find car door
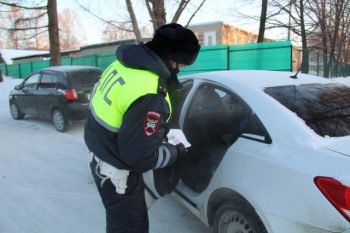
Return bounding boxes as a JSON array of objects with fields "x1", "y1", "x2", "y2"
[
  {"x1": 36, "y1": 71, "x2": 58, "y2": 119},
  {"x1": 144, "y1": 79, "x2": 271, "y2": 208},
  {"x1": 18, "y1": 73, "x2": 41, "y2": 116},
  {"x1": 143, "y1": 80, "x2": 195, "y2": 208}
]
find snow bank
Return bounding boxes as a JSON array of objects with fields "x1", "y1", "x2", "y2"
[{"x1": 333, "y1": 77, "x2": 350, "y2": 86}]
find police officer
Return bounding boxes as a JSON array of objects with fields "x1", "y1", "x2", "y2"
[{"x1": 84, "y1": 23, "x2": 200, "y2": 233}]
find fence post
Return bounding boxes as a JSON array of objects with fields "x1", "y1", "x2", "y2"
[
  {"x1": 227, "y1": 46, "x2": 230, "y2": 70},
  {"x1": 317, "y1": 53, "x2": 319, "y2": 76},
  {"x1": 95, "y1": 54, "x2": 98, "y2": 67},
  {"x1": 5, "y1": 64, "x2": 8, "y2": 76},
  {"x1": 290, "y1": 45, "x2": 293, "y2": 72},
  {"x1": 18, "y1": 63, "x2": 22, "y2": 78}
]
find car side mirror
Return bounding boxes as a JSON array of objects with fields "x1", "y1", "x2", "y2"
[{"x1": 14, "y1": 83, "x2": 24, "y2": 90}]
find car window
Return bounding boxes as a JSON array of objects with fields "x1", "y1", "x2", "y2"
[
  {"x1": 180, "y1": 83, "x2": 256, "y2": 193},
  {"x1": 67, "y1": 69, "x2": 101, "y2": 89},
  {"x1": 38, "y1": 73, "x2": 57, "y2": 89},
  {"x1": 56, "y1": 74, "x2": 67, "y2": 89},
  {"x1": 23, "y1": 73, "x2": 40, "y2": 89},
  {"x1": 240, "y1": 113, "x2": 272, "y2": 144},
  {"x1": 265, "y1": 83, "x2": 350, "y2": 137}
]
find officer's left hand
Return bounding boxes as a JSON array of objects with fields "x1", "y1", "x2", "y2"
[{"x1": 176, "y1": 143, "x2": 188, "y2": 161}]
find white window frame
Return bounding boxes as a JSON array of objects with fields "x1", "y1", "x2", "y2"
[{"x1": 204, "y1": 31, "x2": 216, "y2": 45}]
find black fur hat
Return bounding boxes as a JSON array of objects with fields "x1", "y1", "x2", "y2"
[{"x1": 146, "y1": 23, "x2": 200, "y2": 65}]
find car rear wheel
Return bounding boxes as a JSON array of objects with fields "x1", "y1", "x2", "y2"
[
  {"x1": 212, "y1": 201, "x2": 268, "y2": 233},
  {"x1": 10, "y1": 101, "x2": 25, "y2": 120},
  {"x1": 52, "y1": 109, "x2": 71, "y2": 132}
]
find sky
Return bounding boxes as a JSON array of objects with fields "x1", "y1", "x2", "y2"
[{"x1": 56, "y1": 0, "x2": 289, "y2": 46}]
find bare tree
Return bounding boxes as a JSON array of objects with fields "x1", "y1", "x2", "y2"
[
  {"x1": 125, "y1": 0, "x2": 142, "y2": 42},
  {"x1": 47, "y1": 0, "x2": 60, "y2": 65},
  {"x1": 102, "y1": 22, "x2": 135, "y2": 41},
  {"x1": 145, "y1": 0, "x2": 166, "y2": 30},
  {"x1": 255, "y1": 0, "x2": 312, "y2": 73},
  {"x1": 258, "y1": 0, "x2": 268, "y2": 42},
  {"x1": 298, "y1": 0, "x2": 311, "y2": 73},
  {"x1": 76, "y1": 0, "x2": 206, "y2": 42},
  {"x1": 0, "y1": 0, "x2": 61, "y2": 65},
  {"x1": 58, "y1": 8, "x2": 84, "y2": 50},
  {"x1": 307, "y1": 0, "x2": 350, "y2": 77}
]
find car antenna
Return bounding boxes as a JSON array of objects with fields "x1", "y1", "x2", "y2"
[{"x1": 290, "y1": 66, "x2": 301, "y2": 79}]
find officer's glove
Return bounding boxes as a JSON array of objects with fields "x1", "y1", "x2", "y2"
[{"x1": 176, "y1": 143, "x2": 188, "y2": 161}]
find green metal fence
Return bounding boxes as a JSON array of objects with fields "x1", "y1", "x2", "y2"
[
  {"x1": 229, "y1": 41, "x2": 292, "y2": 71},
  {"x1": 0, "y1": 41, "x2": 292, "y2": 79}
]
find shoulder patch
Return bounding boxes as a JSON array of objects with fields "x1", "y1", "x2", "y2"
[{"x1": 144, "y1": 111, "x2": 161, "y2": 136}]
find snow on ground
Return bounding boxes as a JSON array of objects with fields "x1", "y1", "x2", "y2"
[
  {"x1": 333, "y1": 76, "x2": 350, "y2": 86},
  {"x1": 0, "y1": 77, "x2": 209, "y2": 233}
]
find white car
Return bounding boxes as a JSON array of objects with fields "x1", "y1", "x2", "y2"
[{"x1": 144, "y1": 70, "x2": 350, "y2": 233}]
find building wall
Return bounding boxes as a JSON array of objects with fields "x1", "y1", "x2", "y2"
[
  {"x1": 292, "y1": 47, "x2": 302, "y2": 71},
  {"x1": 189, "y1": 21, "x2": 272, "y2": 46},
  {"x1": 189, "y1": 22, "x2": 223, "y2": 45}
]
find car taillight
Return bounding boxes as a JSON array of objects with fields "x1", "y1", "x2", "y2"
[
  {"x1": 315, "y1": 176, "x2": 350, "y2": 222},
  {"x1": 64, "y1": 89, "x2": 78, "y2": 100}
]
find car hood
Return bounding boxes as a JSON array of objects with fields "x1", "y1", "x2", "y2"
[{"x1": 322, "y1": 136, "x2": 350, "y2": 157}]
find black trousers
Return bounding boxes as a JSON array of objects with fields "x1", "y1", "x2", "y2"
[{"x1": 90, "y1": 158, "x2": 149, "y2": 233}]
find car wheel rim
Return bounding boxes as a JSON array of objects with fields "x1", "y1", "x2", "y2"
[
  {"x1": 53, "y1": 111, "x2": 64, "y2": 130},
  {"x1": 10, "y1": 104, "x2": 19, "y2": 118},
  {"x1": 219, "y1": 210, "x2": 253, "y2": 233}
]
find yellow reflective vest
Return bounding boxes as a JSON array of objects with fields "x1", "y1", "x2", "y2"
[{"x1": 91, "y1": 60, "x2": 172, "y2": 132}]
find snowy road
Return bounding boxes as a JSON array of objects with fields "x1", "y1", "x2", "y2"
[{"x1": 0, "y1": 77, "x2": 209, "y2": 233}]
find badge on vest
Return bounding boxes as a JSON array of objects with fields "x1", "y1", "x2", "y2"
[{"x1": 144, "y1": 111, "x2": 161, "y2": 136}]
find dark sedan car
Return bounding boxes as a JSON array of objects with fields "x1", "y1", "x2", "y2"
[{"x1": 9, "y1": 66, "x2": 102, "y2": 132}]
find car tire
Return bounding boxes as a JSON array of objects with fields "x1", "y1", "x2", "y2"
[
  {"x1": 10, "y1": 101, "x2": 25, "y2": 120},
  {"x1": 212, "y1": 201, "x2": 268, "y2": 233},
  {"x1": 52, "y1": 109, "x2": 71, "y2": 132}
]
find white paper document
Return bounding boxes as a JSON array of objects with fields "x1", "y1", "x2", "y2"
[{"x1": 167, "y1": 129, "x2": 191, "y2": 148}]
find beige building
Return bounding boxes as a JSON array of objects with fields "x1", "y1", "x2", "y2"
[
  {"x1": 188, "y1": 21, "x2": 272, "y2": 46},
  {"x1": 188, "y1": 21, "x2": 302, "y2": 71}
]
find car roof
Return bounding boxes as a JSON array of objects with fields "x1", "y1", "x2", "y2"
[
  {"x1": 182, "y1": 70, "x2": 334, "y2": 89},
  {"x1": 181, "y1": 70, "x2": 346, "y2": 144},
  {"x1": 41, "y1": 66, "x2": 102, "y2": 73}
]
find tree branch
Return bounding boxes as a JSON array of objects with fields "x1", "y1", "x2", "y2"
[
  {"x1": 172, "y1": 0, "x2": 189, "y2": 23},
  {"x1": 125, "y1": 0, "x2": 142, "y2": 42},
  {"x1": 145, "y1": 0, "x2": 156, "y2": 30},
  {"x1": 0, "y1": 1, "x2": 47, "y2": 10},
  {"x1": 185, "y1": 0, "x2": 206, "y2": 27},
  {"x1": 15, "y1": 12, "x2": 46, "y2": 24},
  {"x1": 74, "y1": 0, "x2": 133, "y2": 32},
  {"x1": 17, "y1": 29, "x2": 48, "y2": 40},
  {"x1": 1, "y1": 25, "x2": 48, "y2": 31}
]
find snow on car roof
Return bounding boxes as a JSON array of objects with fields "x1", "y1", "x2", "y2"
[
  {"x1": 43, "y1": 66, "x2": 102, "y2": 73},
  {"x1": 183, "y1": 70, "x2": 333, "y2": 89}
]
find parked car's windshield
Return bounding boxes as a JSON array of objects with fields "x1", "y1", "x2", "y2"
[
  {"x1": 68, "y1": 70, "x2": 101, "y2": 89},
  {"x1": 264, "y1": 83, "x2": 350, "y2": 137}
]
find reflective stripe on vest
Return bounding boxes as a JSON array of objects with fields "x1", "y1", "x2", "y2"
[{"x1": 91, "y1": 60, "x2": 172, "y2": 132}]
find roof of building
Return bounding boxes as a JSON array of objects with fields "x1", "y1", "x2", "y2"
[
  {"x1": 0, "y1": 49, "x2": 49, "y2": 64},
  {"x1": 10, "y1": 49, "x2": 80, "y2": 61},
  {"x1": 9, "y1": 38, "x2": 152, "y2": 62},
  {"x1": 188, "y1": 21, "x2": 224, "y2": 27}
]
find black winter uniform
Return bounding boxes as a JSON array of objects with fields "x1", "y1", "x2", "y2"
[{"x1": 84, "y1": 43, "x2": 179, "y2": 233}]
